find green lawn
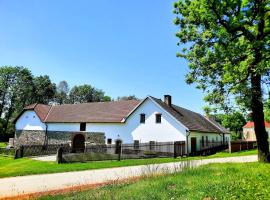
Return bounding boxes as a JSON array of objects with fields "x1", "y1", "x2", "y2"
[
  {"x1": 0, "y1": 142, "x2": 7, "y2": 148},
  {"x1": 40, "y1": 162, "x2": 270, "y2": 200},
  {"x1": 0, "y1": 149, "x2": 257, "y2": 178}
]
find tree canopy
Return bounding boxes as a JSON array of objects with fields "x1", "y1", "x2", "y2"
[
  {"x1": 174, "y1": 0, "x2": 270, "y2": 162},
  {"x1": 0, "y1": 66, "x2": 112, "y2": 139}
]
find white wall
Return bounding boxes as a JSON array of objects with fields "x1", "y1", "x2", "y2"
[
  {"x1": 15, "y1": 111, "x2": 46, "y2": 130},
  {"x1": 47, "y1": 98, "x2": 188, "y2": 143},
  {"x1": 188, "y1": 132, "x2": 231, "y2": 153}
]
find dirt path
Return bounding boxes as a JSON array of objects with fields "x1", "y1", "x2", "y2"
[{"x1": 0, "y1": 155, "x2": 257, "y2": 199}]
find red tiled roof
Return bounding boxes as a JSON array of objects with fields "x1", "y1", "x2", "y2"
[
  {"x1": 23, "y1": 100, "x2": 141, "y2": 123},
  {"x1": 243, "y1": 121, "x2": 270, "y2": 128},
  {"x1": 24, "y1": 104, "x2": 51, "y2": 122}
]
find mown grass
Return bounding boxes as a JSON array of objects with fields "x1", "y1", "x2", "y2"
[
  {"x1": 0, "y1": 149, "x2": 257, "y2": 178},
  {"x1": 0, "y1": 142, "x2": 7, "y2": 148},
  {"x1": 40, "y1": 162, "x2": 270, "y2": 200}
]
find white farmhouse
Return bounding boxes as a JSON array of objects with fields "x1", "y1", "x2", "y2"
[{"x1": 14, "y1": 95, "x2": 230, "y2": 154}]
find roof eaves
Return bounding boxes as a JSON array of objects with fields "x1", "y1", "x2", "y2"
[{"x1": 202, "y1": 115, "x2": 229, "y2": 134}]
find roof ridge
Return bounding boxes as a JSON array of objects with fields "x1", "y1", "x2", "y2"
[{"x1": 44, "y1": 105, "x2": 53, "y2": 122}]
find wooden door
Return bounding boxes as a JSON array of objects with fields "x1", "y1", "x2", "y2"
[
  {"x1": 191, "y1": 137, "x2": 197, "y2": 155},
  {"x1": 72, "y1": 134, "x2": 85, "y2": 153}
]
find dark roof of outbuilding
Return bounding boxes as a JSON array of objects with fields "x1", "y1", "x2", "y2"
[{"x1": 150, "y1": 97, "x2": 229, "y2": 134}]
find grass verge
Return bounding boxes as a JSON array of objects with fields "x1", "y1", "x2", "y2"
[
  {"x1": 40, "y1": 162, "x2": 270, "y2": 200},
  {"x1": 0, "y1": 149, "x2": 257, "y2": 178},
  {"x1": 0, "y1": 142, "x2": 7, "y2": 148}
]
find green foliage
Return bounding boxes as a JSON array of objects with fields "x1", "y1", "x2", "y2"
[
  {"x1": 69, "y1": 84, "x2": 108, "y2": 103},
  {"x1": 55, "y1": 81, "x2": 69, "y2": 105},
  {"x1": 222, "y1": 112, "x2": 246, "y2": 133},
  {"x1": 173, "y1": 0, "x2": 270, "y2": 111},
  {"x1": 0, "y1": 66, "x2": 112, "y2": 139},
  {"x1": 40, "y1": 162, "x2": 270, "y2": 200},
  {"x1": 174, "y1": 0, "x2": 270, "y2": 158},
  {"x1": 33, "y1": 75, "x2": 56, "y2": 104},
  {"x1": 117, "y1": 95, "x2": 139, "y2": 101},
  {"x1": 264, "y1": 99, "x2": 270, "y2": 122}
]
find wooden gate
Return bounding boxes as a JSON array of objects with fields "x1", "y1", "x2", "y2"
[{"x1": 174, "y1": 141, "x2": 186, "y2": 157}]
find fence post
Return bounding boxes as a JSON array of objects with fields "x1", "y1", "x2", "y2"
[
  {"x1": 118, "y1": 143, "x2": 122, "y2": 161},
  {"x1": 174, "y1": 142, "x2": 177, "y2": 158},
  {"x1": 57, "y1": 147, "x2": 63, "y2": 164}
]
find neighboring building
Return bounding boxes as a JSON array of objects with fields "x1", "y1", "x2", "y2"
[
  {"x1": 14, "y1": 95, "x2": 230, "y2": 154},
  {"x1": 242, "y1": 121, "x2": 270, "y2": 141}
]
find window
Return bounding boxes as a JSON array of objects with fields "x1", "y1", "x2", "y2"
[
  {"x1": 206, "y1": 136, "x2": 209, "y2": 146},
  {"x1": 80, "y1": 123, "x2": 86, "y2": 131},
  {"x1": 140, "y1": 114, "x2": 145, "y2": 123},
  {"x1": 134, "y1": 140, "x2": 140, "y2": 150},
  {"x1": 107, "y1": 138, "x2": 112, "y2": 144},
  {"x1": 156, "y1": 113, "x2": 162, "y2": 123}
]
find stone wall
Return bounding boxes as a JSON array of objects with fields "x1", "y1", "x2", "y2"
[
  {"x1": 15, "y1": 130, "x2": 105, "y2": 147},
  {"x1": 15, "y1": 130, "x2": 46, "y2": 147}
]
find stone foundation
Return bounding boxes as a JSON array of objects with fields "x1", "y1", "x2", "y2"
[{"x1": 15, "y1": 130, "x2": 105, "y2": 147}]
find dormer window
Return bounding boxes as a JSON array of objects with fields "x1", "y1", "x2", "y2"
[
  {"x1": 156, "y1": 113, "x2": 162, "y2": 123},
  {"x1": 140, "y1": 114, "x2": 145, "y2": 123},
  {"x1": 80, "y1": 123, "x2": 86, "y2": 131}
]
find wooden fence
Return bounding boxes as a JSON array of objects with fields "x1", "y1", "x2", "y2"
[{"x1": 229, "y1": 141, "x2": 257, "y2": 153}]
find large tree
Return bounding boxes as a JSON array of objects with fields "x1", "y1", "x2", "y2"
[
  {"x1": 0, "y1": 66, "x2": 34, "y2": 135},
  {"x1": 69, "y1": 84, "x2": 110, "y2": 103},
  {"x1": 55, "y1": 80, "x2": 69, "y2": 104},
  {"x1": 33, "y1": 75, "x2": 56, "y2": 104},
  {"x1": 174, "y1": 0, "x2": 270, "y2": 162},
  {"x1": 117, "y1": 95, "x2": 139, "y2": 101}
]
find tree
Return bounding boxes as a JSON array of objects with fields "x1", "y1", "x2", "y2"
[
  {"x1": 264, "y1": 98, "x2": 270, "y2": 122},
  {"x1": 221, "y1": 112, "x2": 246, "y2": 140},
  {"x1": 56, "y1": 81, "x2": 69, "y2": 104},
  {"x1": 69, "y1": 85, "x2": 110, "y2": 103},
  {"x1": 33, "y1": 75, "x2": 56, "y2": 104},
  {"x1": 117, "y1": 95, "x2": 139, "y2": 101},
  {"x1": 174, "y1": 0, "x2": 270, "y2": 162},
  {"x1": 0, "y1": 66, "x2": 34, "y2": 136}
]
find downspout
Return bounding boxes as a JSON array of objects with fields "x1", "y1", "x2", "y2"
[
  {"x1": 186, "y1": 130, "x2": 191, "y2": 156},
  {"x1": 43, "y1": 123, "x2": 48, "y2": 148},
  {"x1": 45, "y1": 123, "x2": 48, "y2": 146}
]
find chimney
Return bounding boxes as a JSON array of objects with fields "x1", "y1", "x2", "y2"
[{"x1": 164, "y1": 95, "x2": 172, "y2": 107}]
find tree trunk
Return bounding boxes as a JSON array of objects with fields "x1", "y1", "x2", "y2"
[{"x1": 251, "y1": 73, "x2": 270, "y2": 162}]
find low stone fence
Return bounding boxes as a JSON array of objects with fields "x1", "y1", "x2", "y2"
[{"x1": 230, "y1": 141, "x2": 257, "y2": 153}]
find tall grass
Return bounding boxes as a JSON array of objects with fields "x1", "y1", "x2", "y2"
[{"x1": 41, "y1": 162, "x2": 270, "y2": 200}]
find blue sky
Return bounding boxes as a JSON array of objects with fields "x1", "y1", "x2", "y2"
[{"x1": 0, "y1": 0, "x2": 205, "y2": 113}]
